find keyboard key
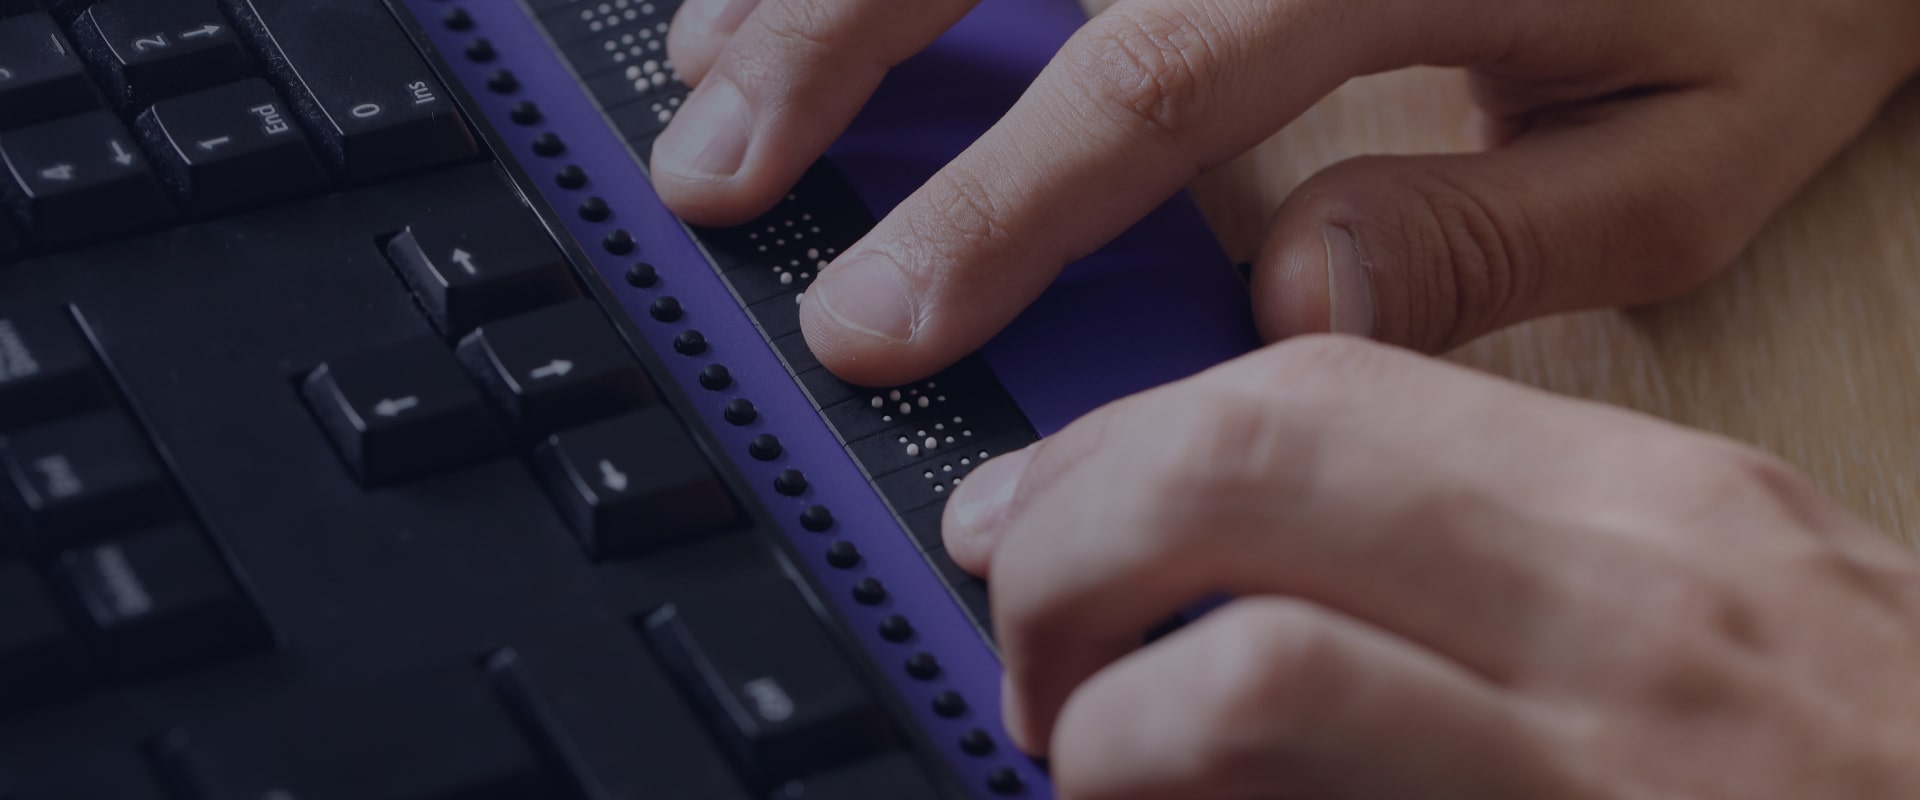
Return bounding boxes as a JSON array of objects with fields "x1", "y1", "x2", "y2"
[
  {"x1": 153, "y1": 667, "x2": 560, "y2": 799},
  {"x1": 135, "y1": 78, "x2": 327, "y2": 215},
  {"x1": 769, "y1": 752, "x2": 945, "y2": 800},
  {"x1": 51, "y1": 523, "x2": 269, "y2": 679},
  {"x1": 0, "y1": 561, "x2": 91, "y2": 713},
  {"x1": 385, "y1": 203, "x2": 581, "y2": 339},
  {"x1": 0, "y1": 305, "x2": 107, "y2": 432},
  {"x1": 76, "y1": 0, "x2": 252, "y2": 105},
  {"x1": 1, "y1": 412, "x2": 178, "y2": 550},
  {"x1": 643, "y1": 577, "x2": 893, "y2": 786},
  {"x1": 227, "y1": 0, "x2": 477, "y2": 180},
  {"x1": 0, "y1": 13, "x2": 98, "y2": 131},
  {"x1": 0, "y1": 111, "x2": 173, "y2": 246},
  {"x1": 456, "y1": 301, "x2": 658, "y2": 437},
  {"x1": 532, "y1": 409, "x2": 741, "y2": 559},
  {"x1": 301, "y1": 338, "x2": 507, "y2": 486}
]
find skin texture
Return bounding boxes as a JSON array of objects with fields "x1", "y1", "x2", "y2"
[
  {"x1": 944, "y1": 337, "x2": 1920, "y2": 799},
  {"x1": 649, "y1": 0, "x2": 1920, "y2": 795},
  {"x1": 653, "y1": 0, "x2": 1920, "y2": 387}
]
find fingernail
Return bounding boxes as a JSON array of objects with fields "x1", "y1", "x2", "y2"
[
  {"x1": 678, "y1": 0, "x2": 757, "y2": 33},
  {"x1": 807, "y1": 253, "x2": 918, "y2": 344},
  {"x1": 653, "y1": 77, "x2": 750, "y2": 179},
  {"x1": 1323, "y1": 224, "x2": 1376, "y2": 337},
  {"x1": 946, "y1": 447, "x2": 1034, "y2": 552}
]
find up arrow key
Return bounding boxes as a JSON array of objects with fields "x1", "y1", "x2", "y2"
[
  {"x1": 449, "y1": 248, "x2": 478, "y2": 275},
  {"x1": 599, "y1": 460, "x2": 629, "y2": 492}
]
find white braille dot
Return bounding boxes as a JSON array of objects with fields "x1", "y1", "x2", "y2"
[
  {"x1": 943, "y1": 465, "x2": 953, "y2": 473},
  {"x1": 917, "y1": 396, "x2": 930, "y2": 408},
  {"x1": 978, "y1": 451, "x2": 989, "y2": 458},
  {"x1": 872, "y1": 397, "x2": 885, "y2": 408},
  {"x1": 882, "y1": 415, "x2": 893, "y2": 422},
  {"x1": 934, "y1": 423, "x2": 945, "y2": 431},
  {"x1": 590, "y1": 20, "x2": 604, "y2": 30},
  {"x1": 898, "y1": 436, "x2": 909, "y2": 443},
  {"x1": 925, "y1": 437, "x2": 938, "y2": 449},
  {"x1": 945, "y1": 436, "x2": 955, "y2": 443},
  {"x1": 960, "y1": 458, "x2": 972, "y2": 466},
  {"x1": 656, "y1": 110, "x2": 671, "y2": 122},
  {"x1": 779, "y1": 273, "x2": 793, "y2": 285},
  {"x1": 647, "y1": 40, "x2": 660, "y2": 50},
  {"x1": 799, "y1": 273, "x2": 810, "y2": 279},
  {"x1": 963, "y1": 430, "x2": 973, "y2": 437},
  {"x1": 924, "y1": 471, "x2": 935, "y2": 479},
  {"x1": 794, "y1": 293, "x2": 803, "y2": 304},
  {"x1": 651, "y1": 73, "x2": 666, "y2": 87},
  {"x1": 757, "y1": 245, "x2": 767, "y2": 252},
  {"x1": 807, "y1": 248, "x2": 820, "y2": 259},
  {"x1": 937, "y1": 395, "x2": 947, "y2": 402},
  {"x1": 889, "y1": 390, "x2": 901, "y2": 401},
  {"x1": 605, "y1": 40, "x2": 619, "y2": 51},
  {"x1": 906, "y1": 444, "x2": 922, "y2": 457},
  {"x1": 934, "y1": 485, "x2": 946, "y2": 493}
]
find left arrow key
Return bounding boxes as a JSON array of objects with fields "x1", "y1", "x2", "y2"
[{"x1": 301, "y1": 338, "x2": 507, "y2": 486}]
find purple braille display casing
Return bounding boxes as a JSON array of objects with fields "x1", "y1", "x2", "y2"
[{"x1": 400, "y1": 0, "x2": 1260, "y2": 796}]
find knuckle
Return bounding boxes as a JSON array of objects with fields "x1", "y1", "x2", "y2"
[
  {"x1": 1064, "y1": 7, "x2": 1219, "y2": 148},
  {"x1": 891, "y1": 166, "x2": 1018, "y2": 289},
  {"x1": 1189, "y1": 602, "x2": 1348, "y2": 767},
  {"x1": 1398, "y1": 165, "x2": 1543, "y2": 349}
]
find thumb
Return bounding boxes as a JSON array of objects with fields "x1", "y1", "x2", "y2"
[{"x1": 1251, "y1": 89, "x2": 1792, "y2": 351}]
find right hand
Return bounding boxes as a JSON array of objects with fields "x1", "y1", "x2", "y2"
[{"x1": 651, "y1": 0, "x2": 1920, "y2": 386}]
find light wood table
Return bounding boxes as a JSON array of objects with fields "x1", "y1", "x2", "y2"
[{"x1": 1188, "y1": 69, "x2": 1920, "y2": 545}]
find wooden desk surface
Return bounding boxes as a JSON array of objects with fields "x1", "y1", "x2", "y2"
[{"x1": 1187, "y1": 69, "x2": 1920, "y2": 545}]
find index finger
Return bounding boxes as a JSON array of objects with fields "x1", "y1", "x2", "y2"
[{"x1": 797, "y1": 0, "x2": 1503, "y2": 386}]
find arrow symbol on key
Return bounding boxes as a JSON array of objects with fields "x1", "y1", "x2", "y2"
[
  {"x1": 373, "y1": 396, "x2": 420, "y2": 417},
  {"x1": 181, "y1": 24, "x2": 222, "y2": 39},
  {"x1": 530, "y1": 360, "x2": 573, "y2": 380},
  {"x1": 196, "y1": 136, "x2": 231, "y2": 152},
  {"x1": 109, "y1": 140, "x2": 134, "y2": 166},
  {"x1": 450, "y1": 248, "x2": 478, "y2": 275},
  {"x1": 599, "y1": 460, "x2": 629, "y2": 492}
]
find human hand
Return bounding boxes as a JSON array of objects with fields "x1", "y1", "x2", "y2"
[
  {"x1": 934, "y1": 336, "x2": 1920, "y2": 799},
  {"x1": 651, "y1": 0, "x2": 1920, "y2": 386}
]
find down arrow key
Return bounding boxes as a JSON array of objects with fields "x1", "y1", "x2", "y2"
[{"x1": 533, "y1": 410, "x2": 741, "y2": 559}]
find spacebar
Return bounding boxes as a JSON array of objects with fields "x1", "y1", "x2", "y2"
[{"x1": 226, "y1": 0, "x2": 477, "y2": 181}]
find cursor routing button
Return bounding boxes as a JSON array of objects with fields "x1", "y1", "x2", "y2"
[
  {"x1": 532, "y1": 408, "x2": 740, "y2": 559},
  {"x1": 301, "y1": 338, "x2": 507, "y2": 486}
]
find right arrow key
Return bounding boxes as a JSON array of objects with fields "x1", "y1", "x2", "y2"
[
  {"x1": 532, "y1": 409, "x2": 741, "y2": 559},
  {"x1": 456, "y1": 301, "x2": 659, "y2": 438}
]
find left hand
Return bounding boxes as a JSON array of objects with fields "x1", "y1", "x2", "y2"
[{"x1": 941, "y1": 336, "x2": 1920, "y2": 799}]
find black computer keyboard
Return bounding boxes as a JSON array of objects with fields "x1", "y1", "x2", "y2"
[{"x1": 0, "y1": 0, "x2": 1047, "y2": 797}]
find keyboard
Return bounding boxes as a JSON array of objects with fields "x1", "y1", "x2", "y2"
[{"x1": 0, "y1": 0, "x2": 1260, "y2": 798}]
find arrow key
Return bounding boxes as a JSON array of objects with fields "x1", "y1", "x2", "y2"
[
  {"x1": 532, "y1": 408, "x2": 741, "y2": 558},
  {"x1": 136, "y1": 79, "x2": 326, "y2": 215},
  {"x1": 76, "y1": 0, "x2": 252, "y2": 105},
  {"x1": 0, "y1": 111, "x2": 172, "y2": 246},
  {"x1": 301, "y1": 337, "x2": 508, "y2": 486},
  {"x1": 457, "y1": 301, "x2": 659, "y2": 437},
  {"x1": 385, "y1": 202, "x2": 580, "y2": 339}
]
